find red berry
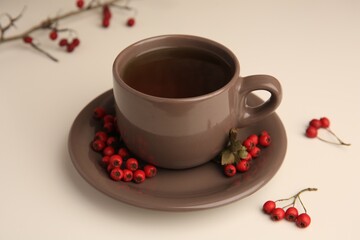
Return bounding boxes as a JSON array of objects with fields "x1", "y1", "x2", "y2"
[
  {"x1": 102, "y1": 18, "x2": 110, "y2": 28},
  {"x1": 59, "y1": 38, "x2": 68, "y2": 47},
  {"x1": 92, "y1": 139, "x2": 105, "y2": 152},
  {"x1": 263, "y1": 200, "x2": 276, "y2": 214},
  {"x1": 144, "y1": 165, "x2": 157, "y2": 178},
  {"x1": 103, "y1": 5, "x2": 112, "y2": 19},
  {"x1": 76, "y1": 0, "x2": 85, "y2": 9},
  {"x1": 110, "y1": 168, "x2": 123, "y2": 181},
  {"x1": 126, "y1": 158, "x2": 139, "y2": 171},
  {"x1": 261, "y1": 130, "x2": 269, "y2": 136},
  {"x1": 102, "y1": 146, "x2": 115, "y2": 156},
  {"x1": 118, "y1": 147, "x2": 130, "y2": 158},
  {"x1": 241, "y1": 152, "x2": 252, "y2": 161},
  {"x1": 309, "y1": 119, "x2": 322, "y2": 129},
  {"x1": 296, "y1": 213, "x2": 311, "y2": 228},
  {"x1": 95, "y1": 131, "x2": 108, "y2": 142},
  {"x1": 106, "y1": 136, "x2": 116, "y2": 146},
  {"x1": 285, "y1": 207, "x2": 299, "y2": 222},
  {"x1": 49, "y1": 31, "x2": 58, "y2": 40},
  {"x1": 126, "y1": 18, "x2": 135, "y2": 27},
  {"x1": 243, "y1": 138, "x2": 255, "y2": 151},
  {"x1": 270, "y1": 208, "x2": 285, "y2": 221},
  {"x1": 259, "y1": 134, "x2": 271, "y2": 147},
  {"x1": 133, "y1": 170, "x2": 146, "y2": 183},
  {"x1": 107, "y1": 163, "x2": 114, "y2": 173},
  {"x1": 236, "y1": 160, "x2": 250, "y2": 172},
  {"x1": 23, "y1": 36, "x2": 33, "y2": 44},
  {"x1": 109, "y1": 154, "x2": 123, "y2": 168},
  {"x1": 249, "y1": 146, "x2": 261, "y2": 158},
  {"x1": 122, "y1": 169, "x2": 133, "y2": 182},
  {"x1": 103, "y1": 122, "x2": 114, "y2": 133},
  {"x1": 248, "y1": 134, "x2": 259, "y2": 146},
  {"x1": 66, "y1": 43, "x2": 75, "y2": 53},
  {"x1": 320, "y1": 117, "x2": 330, "y2": 128},
  {"x1": 101, "y1": 155, "x2": 110, "y2": 166},
  {"x1": 103, "y1": 114, "x2": 115, "y2": 123},
  {"x1": 306, "y1": 126, "x2": 318, "y2": 138},
  {"x1": 71, "y1": 38, "x2": 80, "y2": 47},
  {"x1": 224, "y1": 164, "x2": 236, "y2": 177},
  {"x1": 93, "y1": 107, "x2": 106, "y2": 119}
]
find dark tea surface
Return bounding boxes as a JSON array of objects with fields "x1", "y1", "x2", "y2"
[{"x1": 122, "y1": 47, "x2": 233, "y2": 98}]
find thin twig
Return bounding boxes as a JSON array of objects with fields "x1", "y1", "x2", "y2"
[
  {"x1": 0, "y1": 0, "x2": 126, "y2": 44},
  {"x1": 326, "y1": 128, "x2": 351, "y2": 146},
  {"x1": 317, "y1": 136, "x2": 351, "y2": 146},
  {"x1": 276, "y1": 187, "x2": 318, "y2": 210},
  {"x1": 297, "y1": 195, "x2": 307, "y2": 213},
  {"x1": 0, "y1": 6, "x2": 27, "y2": 40},
  {"x1": 0, "y1": 0, "x2": 132, "y2": 61},
  {"x1": 30, "y1": 42, "x2": 58, "y2": 62}
]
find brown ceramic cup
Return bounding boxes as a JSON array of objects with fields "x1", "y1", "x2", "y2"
[{"x1": 113, "y1": 35, "x2": 282, "y2": 169}]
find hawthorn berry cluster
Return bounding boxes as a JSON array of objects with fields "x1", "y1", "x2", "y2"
[
  {"x1": 58, "y1": 38, "x2": 80, "y2": 53},
  {"x1": 91, "y1": 106, "x2": 157, "y2": 183},
  {"x1": 0, "y1": 0, "x2": 135, "y2": 61},
  {"x1": 77, "y1": 0, "x2": 135, "y2": 28},
  {"x1": 262, "y1": 188, "x2": 318, "y2": 228},
  {"x1": 22, "y1": 33, "x2": 81, "y2": 54},
  {"x1": 222, "y1": 129, "x2": 271, "y2": 177},
  {"x1": 102, "y1": 5, "x2": 112, "y2": 27},
  {"x1": 306, "y1": 117, "x2": 350, "y2": 146}
]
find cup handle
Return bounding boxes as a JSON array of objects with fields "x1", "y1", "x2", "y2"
[{"x1": 237, "y1": 74, "x2": 282, "y2": 127}]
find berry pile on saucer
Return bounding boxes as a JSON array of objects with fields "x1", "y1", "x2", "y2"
[
  {"x1": 220, "y1": 128, "x2": 271, "y2": 177},
  {"x1": 90, "y1": 107, "x2": 157, "y2": 183}
]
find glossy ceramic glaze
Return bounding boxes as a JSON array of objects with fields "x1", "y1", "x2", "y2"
[
  {"x1": 68, "y1": 90, "x2": 287, "y2": 211},
  {"x1": 113, "y1": 35, "x2": 282, "y2": 169}
]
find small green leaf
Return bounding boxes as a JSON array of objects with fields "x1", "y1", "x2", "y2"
[
  {"x1": 221, "y1": 149, "x2": 236, "y2": 165},
  {"x1": 240, "y1": 145, "x2": 247, "y2": 152},
  {"x1": 239, "y1": 148, "x2": 248, "y2": 159}
]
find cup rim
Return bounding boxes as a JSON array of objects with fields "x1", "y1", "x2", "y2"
[{"x1": 113, "y1": 34, "x2": 240, "y2": 103}]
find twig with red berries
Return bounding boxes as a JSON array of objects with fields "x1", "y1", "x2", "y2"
[
  {"x1": 0, "y1": 0, "x2": 136, "y2": 62},
  {"x1": 306, "y1": 117, "x2": 350, "y2": 146},
  {"x1": 262, "y1": 187, "x2": 318, "y2": 228},
  {"x1": 221, "y1": 128, "x2": 271, "y2": 177}
]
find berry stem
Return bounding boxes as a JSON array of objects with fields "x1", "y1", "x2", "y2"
[
  {"x1": 296, "y1": 187, "x2": 318, "y2": 195},
  {"x1": 325, "y1": 128, "x2": 351, "y2": 146},
  {"x1": 30, "y1": 42, "x2": 58, "y2": 62},
  {"x1": 276, "y1": 188, "x2": 318, "y2": 209},
  {"x1": 275, "y1": 195, "x2": 294, "y2": 203},
  {"x1": 292, "y1": 188, "x2": 317, "y2": 213},
  {"x1": 281, "y1": 202, "x2": 295, "y2": 209},
  {"x1": 0, "y1": 6, "x2": 27, "y2": 40},
  {"x1": 297, "y1": 195, "x2": 307, "y2": 213},
  {"x1": 0, "y1": 0, "x2": 133, "y2": 61},
  {"x1": 0, "y1": 0, "x2": 129, "y2": 44},
  {"x1": 317, "y1": 136, "x2": 351, "y2": 146}
]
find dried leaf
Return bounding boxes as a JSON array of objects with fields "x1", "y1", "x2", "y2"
[
  {"x1": 238, "y1": 148, "x2": 248, "y2": 159},
  {"x1": 221, "y1": 149, "x2": 236, "y2": 165},
  {"x1": 230, "y1": 140, "x2": 242, "y2": 152}
]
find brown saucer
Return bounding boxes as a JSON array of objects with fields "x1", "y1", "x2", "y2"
[{"x1": 68, "y1": 90, "x2": 287, "y2": 211}]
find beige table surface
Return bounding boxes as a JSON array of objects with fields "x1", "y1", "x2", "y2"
[{"x1": 1, "y1": 0, "x2": 359, "y2": 239}]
